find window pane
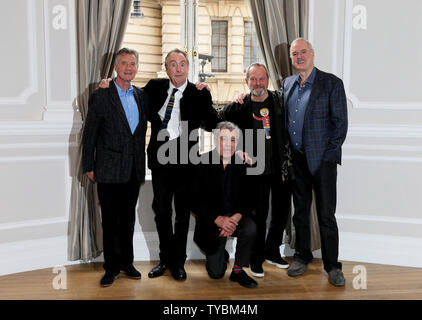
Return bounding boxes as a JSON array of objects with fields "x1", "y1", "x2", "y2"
[
  {"x1": 245, "y1": 34, "x2": 251, "y2": 45},
  {"x1": 221, "y1": 21, "x2": 227, "y2": 33},
  {"x1": 211, "y1": 20, "x2": 228, "y2": 72},
  {"x1": 244, "y1": 20, "x2": 264, "y2": 72},
  {"x1": 219, "y1": 47, "x2": 226, "y2": 58}
]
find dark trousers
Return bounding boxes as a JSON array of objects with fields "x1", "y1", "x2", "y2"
[
  {"x1": 292, "y1": 151, "x2": 342, "y2": 272},
  {"x1": 97, "y1": 171, "x2": 141, "y2": 273},
  {"x1": 249, "y1": 174, "x2": 292, "y2": 265},
  {"x1": 151, "y1": 165, "x2": 190, "y2": 267},
  {"x1": 205, "y1": 217, "x2": 256, "y2": 279}
]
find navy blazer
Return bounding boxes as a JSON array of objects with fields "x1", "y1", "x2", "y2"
[
  {"x1": 82, "y1": 81, "x2": 148, "y2": 183},
  {"x1": 283, "y1": 68, "x2": 348, "y2": 175}
]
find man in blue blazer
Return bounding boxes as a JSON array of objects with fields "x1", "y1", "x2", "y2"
[{"x1": 283, "y1": 38, "x2": 348, "y2": 286}]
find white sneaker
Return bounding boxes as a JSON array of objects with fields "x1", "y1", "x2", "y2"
[{"x1": 250, "y1": 264, "x2": 264, "y2": 277}]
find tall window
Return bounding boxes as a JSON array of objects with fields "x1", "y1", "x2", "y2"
[
  {"x1": 211, "y1": 20, "x2": 228, "y2": 72},
  {"x1": 243, "y1": 21, "x2": 264, "y2": 71}
]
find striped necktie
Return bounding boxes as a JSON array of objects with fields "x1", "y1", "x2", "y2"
[{"x1": 160, "y1": 88, "x2": 178, "y2": 129}]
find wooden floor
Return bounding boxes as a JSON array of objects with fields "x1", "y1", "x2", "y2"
[{"x1": 0, "y1": 258, "x2": 421, "y2": 300}]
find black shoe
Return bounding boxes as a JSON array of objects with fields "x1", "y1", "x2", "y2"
[
  {"x1": 100, "y1": 270, "x2": 120, "y2": 287},
  {"x1": 148, "y1": 262, "x2": 167, "y2": 278},
  {"x1": 121, "y1": 264, "x2": 141, "y2": 279},
  {"x1": 229, "y1": 270, "x2": 257, "y2": 288},
  {"x1": 265, "y1": 255, "x2": 289, "y2": 269},
  {"x1": 171, "y1": 266, "x2": 187, "y2": 281},
  {"x1": 250, "y1": 263, "x2": 265, "y2": 277}
]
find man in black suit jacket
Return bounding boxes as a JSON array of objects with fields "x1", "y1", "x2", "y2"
[
  {"x1": 191, "y1": 122, "x2": 257, "y2": 288},
  {"x1": 82, "y1": 48, "x2": 148, "y2": 287},
  {"x1": 144, "y1": 49, "x2": 218, "y2": 280}
]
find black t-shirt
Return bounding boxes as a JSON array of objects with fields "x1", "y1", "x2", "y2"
[{"x1": 251, "y1": 96, "x2": 275, "y2": 175}]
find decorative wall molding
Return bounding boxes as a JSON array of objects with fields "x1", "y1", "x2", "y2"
[
  {"x1": 0, "y1": 217, "x2": 68, "y2": 231},
  {"x1": 337, "y1": 214, "x2": 422, "y2": 227},
  {"x1": 0, "y1": 155, "x2": 71, "y2": 227},
  {"x1": 347, "y1": 124, "x2": 422, "y2": 138},
  {"x1": 42, "y1": 0, "x2": 78, "y2": 122},
  {"x1": 307, "y1": 0, "x2": 315, "y2": 45},
  {"x1": 0, "y1": 0, "x2": 39, "y2": 105},
  {"x1": 343, "y1": 0, "x2": 422, "y2": 111},
  {"x1": 0, "y1": 142, "x2": 78, "y2": 150},
  {"x1": 344, "y1": 155, "x2": 422, "y2": 163},
  {"x1": 0, "y1": 121, "x2": 82, "y2": 136}
]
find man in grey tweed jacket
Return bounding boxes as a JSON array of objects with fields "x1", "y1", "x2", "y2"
[{"x1": 82, "y1": 48, "x2": 148, "y2": 287}]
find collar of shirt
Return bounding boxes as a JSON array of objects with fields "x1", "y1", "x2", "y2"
[
  {"x1": 295, "y1": 67, "x2": 316, "y2": 87},
  {"x1": 113, "y1": 78, "x2": 134, "y2": 96},
  {"x1": 168, "y1": 80, "x2": 188, "y2": 97}
]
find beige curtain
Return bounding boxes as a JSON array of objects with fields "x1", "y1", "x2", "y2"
[
  {"x1": 249, "y1": 0, "x2": 308, "y2": 88},
  {"x1": 249, "y1": 0, "x2": 321, "y2": 251},
  {"x1": 68, "y1": 0, "x2": 133, "y2": 261}
]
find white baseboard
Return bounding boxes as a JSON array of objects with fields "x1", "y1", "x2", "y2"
[
  {"x1": 0, "y1": 236, "x2": 77, "y2": 277},
  {"x1": 339, "y1": 232, "x2": 422, "y2": 268},
  {"x1": 0, "y1": 231, "x2": 420, "y2": 277}
]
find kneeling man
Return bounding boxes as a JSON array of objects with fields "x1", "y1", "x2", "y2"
[{"x1": 191, "y1": 122, "x2": 257, "y2": 288}]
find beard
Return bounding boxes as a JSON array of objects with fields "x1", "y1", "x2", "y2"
[{"x1": 251, "y1": 87, "x2": 267, "y2": 97}]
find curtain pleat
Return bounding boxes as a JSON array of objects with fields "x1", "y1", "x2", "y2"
[{"x1": 68, "y1": 0, "x2": 133, "y2": 261}]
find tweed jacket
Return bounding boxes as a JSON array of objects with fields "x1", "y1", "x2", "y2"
[
  {"x1": 82, "y1": 81, "x2": 148, "y2": 183},
  {"x1": 283, "y1": 68, "x2": 348, "y2": 175}
]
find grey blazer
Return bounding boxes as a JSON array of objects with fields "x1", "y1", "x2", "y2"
[{"x1": 82, "y1": 81, "x2": 148, "y2": 183}]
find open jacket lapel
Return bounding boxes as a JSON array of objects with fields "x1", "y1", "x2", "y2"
[
  {"x1": 156, "y1": 80, "x2": 170, "y2": 114},
  {"x1": 133, "y1": 87, "x2": 148, "y2": 135},
  {"x1": 109, "y1": 81, "x2": 133, "y2": 135},
  {"x1": 304, "y1": 68, "x2": 322, "y2": 123},
  {"x1": 179, "y1": 81, "x2": 192, "y2": 121}
]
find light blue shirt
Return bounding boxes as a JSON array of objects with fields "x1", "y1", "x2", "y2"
[
  {"x1": 286, "y1": 67, "x2": 316, "y2": 151},
  {"x1": 114, "y1": 79, "x2": 139, "y2": 134}
]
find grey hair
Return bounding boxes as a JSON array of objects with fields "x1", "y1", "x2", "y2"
[
  {"x1": 164, "y1": 48, "x2": 190, "y2": 68},
  {"x1": 214, "y1": 121, "x2": 241, "y2": 141},
  {"x1": 245, "y1": 63, "x2": 269, "y2": 79},
  {"x1": 290, "y1": 38, "x2": 314, "y2": 53},
  {"x1": 115, "y1": 48, "x2": 139, "y2": 65}
]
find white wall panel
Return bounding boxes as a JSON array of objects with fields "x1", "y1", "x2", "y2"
[
  {"x1": 310, "y1": 0, "x2": 422, "y2": 268},
  {"x1": 0, "y1": 0, "x2": 46, "y2": 120},
  {"x1": 0, "y1": 0, "x2": 81, "y2": 275}
]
